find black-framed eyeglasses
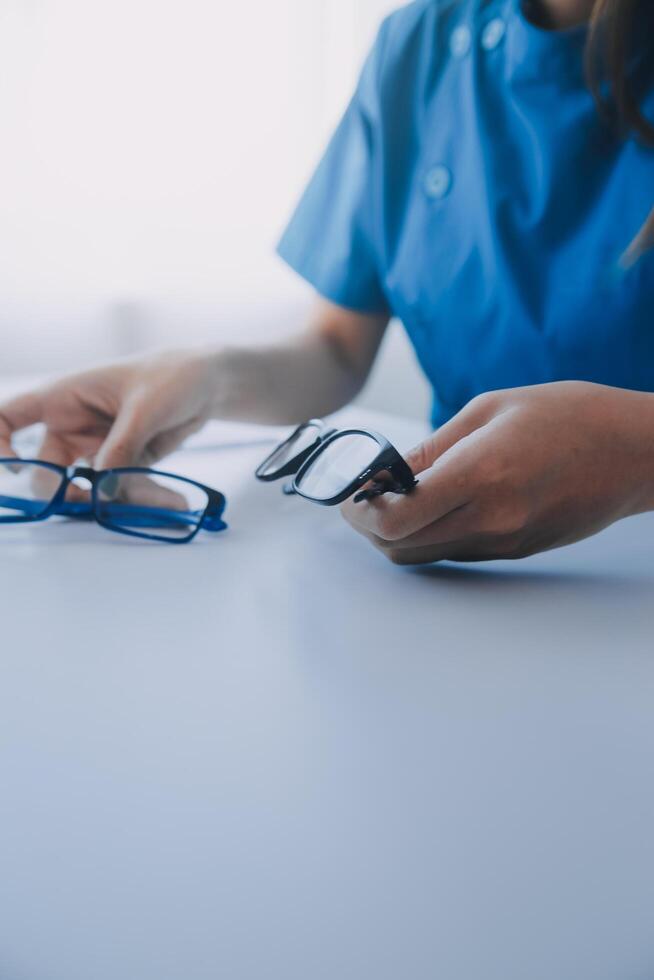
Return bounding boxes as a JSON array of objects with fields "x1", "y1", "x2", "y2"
[
  {"x1": 0, "y1": 459, "x2": 227, "y2": 543},
  {"x1": 255, "y1": 419, "x2": 417, "y2": 505}
]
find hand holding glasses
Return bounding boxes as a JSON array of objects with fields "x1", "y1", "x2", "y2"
[
  {"x1": 0, "y1": 460, "x2": 227, "y2": 543},
  {"x1": 255, "y1": 419, "x2": 417, "y2": 504}
]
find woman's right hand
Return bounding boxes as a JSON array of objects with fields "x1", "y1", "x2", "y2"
[
  {"x1": 0, "y1": 349, "x2": 218, "y2": 469},
  {"x1": 0, "y1": 300, "x2": 391, "y2": 470}
]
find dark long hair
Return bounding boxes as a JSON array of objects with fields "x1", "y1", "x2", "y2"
[{"x1": 586, "y1": 0, "x2": 654, "y2": 263}]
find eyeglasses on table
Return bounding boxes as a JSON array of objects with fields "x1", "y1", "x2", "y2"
[
  {"x1": 255, "y1": 419, "x2": 417, "y2": 505},
  {"x1": 0, "y1": 459, "x2": 227, "y2": 543}
]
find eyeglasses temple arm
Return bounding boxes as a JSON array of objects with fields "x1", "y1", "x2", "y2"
[
  {"x1": 0, "y1": 495, "x2": 88, "y2": 518},
  {"x1": 352, "y1": 466, "x2": 418, "y2": 504},
  {"x1": 0, "y1": 494, "x2": 227, "y2": 532},
  {"x1": 100, "y1": 502, "x2": 227, "y2": 531}
]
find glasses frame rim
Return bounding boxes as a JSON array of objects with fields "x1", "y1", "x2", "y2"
[
  {"x1": 291, "y1": 428, "x2": 417, "y2": 506},
  {"x1": 254, "y1": 419, "x2": 332, "y2": 482},
  {"x1": 0, "y1": 459, "x2": 227, "y2": 544},
  {"x1": 0, "y1": 458, "x2": 67, "y2": 523}
]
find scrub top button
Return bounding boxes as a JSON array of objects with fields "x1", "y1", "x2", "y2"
[
  {"x1": 449, "y1": 25, "x2": 471, "y2": 58},
  {"x1": 481, "y1": 17, "x2": 506, "y2": 50},
  {"x1": 424, "y1": 165, "x2": 452, "y2": 200}
]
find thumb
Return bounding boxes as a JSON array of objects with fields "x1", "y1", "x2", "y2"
[
  {"x1": 94, "y1": 398, "x2": 152, "y2": 470},
  {"x1": 0, "y1": 390, "x2": 44, "y2": 457},
  {"x1": 404, "y1": 395, "x2": 495, "y2": 475}
]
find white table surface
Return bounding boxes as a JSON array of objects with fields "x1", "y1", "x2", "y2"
[{"x1": 1, "y1": 398, "x2": 653, "y2": 980}]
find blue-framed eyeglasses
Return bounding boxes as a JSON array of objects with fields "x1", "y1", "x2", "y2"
[{"x1": 0, "y1": 459, "x2": 227, "y2": 543}]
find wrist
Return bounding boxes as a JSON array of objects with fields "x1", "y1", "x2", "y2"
[
  {"x1": 621, "y1": 389, "x2": 654, "y2": 515},
  {"x1": 203, "y1": 345, "x2": 230, "y2": 419},
  {"x1": 204, "y1": 344, "x2": 256, "y2": 420}
]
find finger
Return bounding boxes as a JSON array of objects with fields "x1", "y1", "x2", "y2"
[
  {"x1": 403, "y1": 393, "x2": 498, "y2": 475},
  {"x1": 349, "y1": 502, "x2": 471, "y2": 555},
  {"x1": 357, "y1": 524, "x2": 513, "y2": 565},
  {"x1": 0, "y1": 391, "x2": 44, "y2": 456},
  {"x1": 108, "y1": 472, "x2": 189, "y2": 510},
  {"x1": 94, "y1": 397, "x2": 153, "y2": 470},
  {"x1": 35, "y1": 431, "x2": 92, "y2": 502},
  {"x1": 37, "y1": 430, "x2": 77, "y2": 467},
  {"x1": 379, "y1": 502, "x2": 476, "y2": 549},
  {"x1": 143, "y1": 416, "x2": 204, "y2": 464},
  {"x1": 380, "y1": 541, "x2": 507, "y2": 565},
  {"x1": 342, "y1": 430, "x2": 484, "y2": 541}
]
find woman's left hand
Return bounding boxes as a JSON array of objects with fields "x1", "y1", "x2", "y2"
[{"x1": 341, "y1": 381, "x2": 654, "y2": 564}]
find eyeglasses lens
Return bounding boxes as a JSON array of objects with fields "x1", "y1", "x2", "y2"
[
  {"x1": 96, "y1": 471, "x2": 210, "y2": 540},
  {"x1": 259, "y1": 423, "x2": 322, "y2": 478},
  {"x1": 0, "y1": 461, "x2": 64, "y2": 520},
  {"x1": 295, "y1": 433, "x2": 380, "y2": 501}
]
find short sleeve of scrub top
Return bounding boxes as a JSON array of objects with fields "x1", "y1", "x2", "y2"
[
  {"x1": 276, "y1": 19, "x2": 391, "y2": 315},
  {"x1": 276, "y1": 0, "x2": 654, "y2": 428}
]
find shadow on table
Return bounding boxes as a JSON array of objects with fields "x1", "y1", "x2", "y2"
[{"x1": 408, "y1": 561, "x2": 654, "y2": 599}]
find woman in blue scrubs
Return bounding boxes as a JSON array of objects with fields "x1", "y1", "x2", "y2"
[{"x1": 0, "y1": 0, "x2": 652, "y2": 563}]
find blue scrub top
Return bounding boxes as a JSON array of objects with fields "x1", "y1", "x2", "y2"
[{"x1": 277, "y1": 0, "x2": 654, "y2": 427}]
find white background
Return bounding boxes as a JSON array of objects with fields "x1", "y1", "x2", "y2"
[{"x1": 0, "y1": 0, "x2": 430, "y2": 418}]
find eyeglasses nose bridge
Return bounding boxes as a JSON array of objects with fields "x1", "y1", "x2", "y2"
[
  {"x1": 44, "y1": 466, "x2": 98, "y2": 513},
  {"x1": 66, "y1": 465, "x2": 96, "y2": 482},
  {"x1": 70, "y1": 476, "x2": 94, "y2": 494},
  {"x1": 58, "y1": 465, "x2": 97, "y2": 499}
]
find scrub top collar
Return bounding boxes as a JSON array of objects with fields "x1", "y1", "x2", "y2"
[
  {"x1": 504, "y1": 0, "x2": 588, "y2": 83},
  {"x1": 503, "y1": 0, "x2": 654, "y2": 86}
]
